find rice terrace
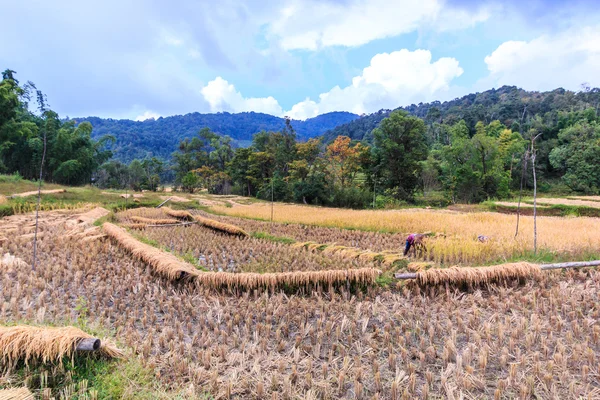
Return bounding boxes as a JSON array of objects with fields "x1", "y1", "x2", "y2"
[
  {"x1": 0, "y1": 179, "x2": 598, "y2": 399},
  {"x1": 3, "y1": 2, "x2": 600, "y2": 397}
]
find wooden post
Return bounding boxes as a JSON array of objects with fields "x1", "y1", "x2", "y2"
[{"x1": 76, "y1": 338, "x2": 101, "y2": 351}]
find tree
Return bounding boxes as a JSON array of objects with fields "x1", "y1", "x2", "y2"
[
  {"x1": 325, "y1": 136, "x2": 367, "y2": 187},
  {"x1": 371, "y1": 110, "x2": 429, "y2": 200},
  {"x1": 549, "y1": 121, "x2": 600, "y2": 193}
]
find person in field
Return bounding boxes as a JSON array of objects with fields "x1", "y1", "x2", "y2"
[{"x1": 404, "y1": 233, "x2": 416, "y2": 256}]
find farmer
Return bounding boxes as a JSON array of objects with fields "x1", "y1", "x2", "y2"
[{"x1": 404, "y1": 233, "x2": 416, "y2": 256}]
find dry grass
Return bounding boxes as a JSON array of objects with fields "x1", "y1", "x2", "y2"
[
  {"x1": 102, "y1": 222, "x2": 200, "y2": 281},
  {"x1": 210, "y1": 202, "x2": 600, "y2": 265},
  {"x1": 130, "y1": 216, "x2": 181, "y2": 225},
  {"x1": 0, "y1": 387, "x2": 34, "y2": 400},
  {"x1": 416, "y1": 262, "x2": 542, "y2": 286},
  {"x1": 0, "y1": 326, "x2": 123, "y2": 369}
]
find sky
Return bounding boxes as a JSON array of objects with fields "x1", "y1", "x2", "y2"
[{"x1": 1, "y1": 0, "x2": 600, "y2": 121}]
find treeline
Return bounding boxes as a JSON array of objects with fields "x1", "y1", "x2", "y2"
[
  {"x1": 0, "y1": 70, "x2": 112, "y2": 185},
  {"x1": 81, "y1": 111, "x2": 358, "y2": 162},
  {"x1": 96, "y1": 98, "x2": 600, "y2": 207}
]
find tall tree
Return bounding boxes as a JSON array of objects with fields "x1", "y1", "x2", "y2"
[{"x1": 371, "y1": 110, "x2": 429, "y2": 200}]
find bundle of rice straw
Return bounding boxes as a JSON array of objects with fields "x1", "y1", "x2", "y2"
[
  {"x1": 0, "y1": 326, "x2": 124, "y2": 369},
  {"x1": 195, "y1": 267, "x2": 381, "y2": 289},
  {"x1": 103, "y1": 223, "x2": 200, "y2": 280},
  {"x1": 163, "y1": 208, "x2": 193, "y2": 220},
  {"x1": 0, "y1": 387, "x2": 34, "y2": 400},
  {"x1": 416, "y1": 262, "x2": 542, "y2": 286},
  {"x1": 75, "y1": 207, "x2": 110, "y2": 225},
  {"x1": 193, "y1": 215, "x2": 248, "y2": 237},
  {"x1": 130, "y1": 216, "x2": 180, "y2": 225}
]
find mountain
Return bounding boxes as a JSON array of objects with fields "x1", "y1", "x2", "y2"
[
  {"x1": 78, "y1": 111, "x2": 359, "y2": 163},
  {"x1": 323, "y1": 86, "x2": 600, "y2": 142}
]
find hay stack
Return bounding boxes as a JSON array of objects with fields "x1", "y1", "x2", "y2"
[
  {"x1": 130, "y1": 216, "x2": 180, "y2": 225},
  {"x1": 416, "y1": 262, "x2": 542, "y2": 286},
  {"x1": 103, "y1": 222, "x2": 199, "y2": 280},
  {"x1": 0, "y1": 326, "x2": 124, "y2": 369},
  {"x1": 0, "y1": 387, "x2": 34, "y2": 400},
  {"x1": 193, "y1": 215, "x2": 248, "y2": 237}
]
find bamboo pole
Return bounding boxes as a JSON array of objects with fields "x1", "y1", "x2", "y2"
[
  {"x1": 156, "y1": 197, "x2": 172, "y2": 208},
  {"x1": 145, "y1": 222, "x2": 196, "y2": 228},
  {"x1": 394, "y1": 260, "x2": 600, "y2": 280},
  {"x1": 76, "y1": 338, "x2": 101, "y2": 351}
]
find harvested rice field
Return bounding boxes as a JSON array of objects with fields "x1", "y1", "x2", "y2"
[
  {"x1": 207, "y1": 202, "x2": 600, "y2": 265},
  {"x1": 1, "y1": 201, "x2": 600, "y2": 398}
]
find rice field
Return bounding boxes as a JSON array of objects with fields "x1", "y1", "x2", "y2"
[
  {"x1": 2, "y1": 201, "x2": 600, "y2": 398},
  {"x1": 0, "y1": 216, "x2": 599, "y2": 398},
  {"x1": 208, "y1": 202, "x2": 600, "y2": 265},
  {"x1": 497, "y1": 197, "x2": 600, "y2": 209}
]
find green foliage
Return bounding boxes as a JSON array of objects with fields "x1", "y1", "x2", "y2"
[
  {"x1": 251, "y1": 231, "x2": 296, "y2": 245},
  {"x1": 550, "y1": 120, "x2": 600, "y2": 193},
  {"x1": 0, "y1": 70, "x2": 113, "y2": 185},
  {"x1": 371, "y1": 110, "x2": 429, "y2": 201}
]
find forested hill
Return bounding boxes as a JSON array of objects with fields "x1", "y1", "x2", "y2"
[
  {"x1": 323, "y1": 86, "x2": 600, "y2": 142},
  {"x1": 79, "y1": 111, "x2": 358, "y2": 163}
]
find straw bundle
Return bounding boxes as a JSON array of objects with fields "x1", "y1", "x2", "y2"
[
  {"x1": 195, "y1": 267, "x2": 381, "y2": 289},
  {"x1": 193, "y1": 215, "x2": 248, "y2": 237},
  {"x1": 9, "y1": 189, "x2": 66, "y2": 198},
  {"x1": 294, "y1": 242, "x2": 405, "y2": 266},
  {"x1": 0, "y1": 387, "x2": 34, "y2": 400},
  {"x1": 76, "y1": 207, "x2": 109, "y2": 225},
  {"x1": 163, "y1": 208, "x2": 193, "y2": 220},
  {"x1": 416, "y1": 262, "x2": 542, "y2": 286},
  {"x1": 130, "y1": 216, "x2": 180, "y2": 225},
  {"x1": 0, "y1": 326, "x2": 124, "y2": 369},
  {"x1": 407, "y1": 262, "x2": 433, "y2": 272},
  {"x1": 103, "y1": 223, "x2": 200, "y2": 280}
]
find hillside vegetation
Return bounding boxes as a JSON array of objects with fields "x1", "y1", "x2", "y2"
[{"x1": 81, "y1": 111, "x2": 358, "y2": 162}]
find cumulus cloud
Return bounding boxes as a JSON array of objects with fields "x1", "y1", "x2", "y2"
[
  {"x1": 484, "y1": 26, "x2": 600, "y2": 90},
  {"x1": 135, "y1": 111, "x2": 161, "y2": 121},
  {"x1": 268, "y1": 0, "x2": 490, "y2": 50},
  {"x1": 285, "y1": 49, "x2": 463, "y2": 119},
  {"x1": 201, "y1": 77, "x2": 284, "y2": 115}
]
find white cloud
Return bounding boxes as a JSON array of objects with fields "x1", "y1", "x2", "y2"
[
  {"x1": 135, "y1": 111, "x2": 161, "y2": 121},
  {"x1": 267, "y1": 0, "x2": 490, "y2": 50},
  {"x1": 200, "y1": 77, "x2": 284, "y2": 115},
  {"x1": 484, "y1": 26, "x2": 600, "y2": 90},
  {"x1": 286, "y1": 49, "x2": 463, "y2": 119}
]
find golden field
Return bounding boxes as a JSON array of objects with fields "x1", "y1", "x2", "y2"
[
  {"x1": 1, "y1": 209, "x2": 599, "y2": 398},
  {"x1": 210, "y1": 202, "x2": 600, "y2": 265}
]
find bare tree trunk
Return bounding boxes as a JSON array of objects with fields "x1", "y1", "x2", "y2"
[
  {"x1": 32, "y1": 130, "x2": 47, "y2": 271},
  {"x1": 532, "y1": 151, "x2": 538, "y2": 255},
  {"x1": 531, "y1": 133, "x2": 542, "y2": 255},
  {"x1": 515, "y1": 151, "x2": 528, "y2": 238}
]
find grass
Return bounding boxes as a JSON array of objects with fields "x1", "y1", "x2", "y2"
[{"x1": 250, "y1": 231, "x2": 297, "y2": 245}]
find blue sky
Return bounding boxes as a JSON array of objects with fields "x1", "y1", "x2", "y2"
[{"x1": 1, "y1": 0, "x2": 600, "y2": 120}]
